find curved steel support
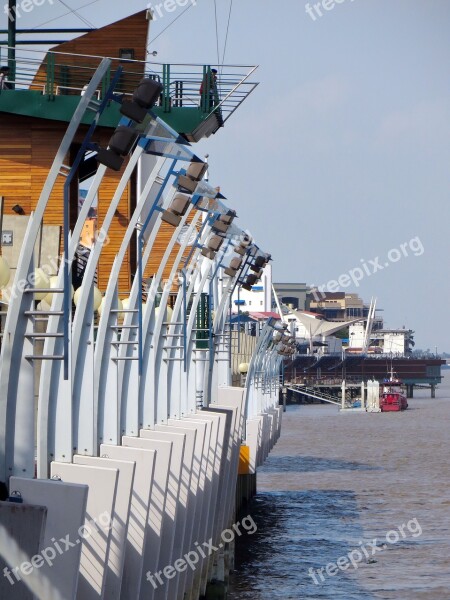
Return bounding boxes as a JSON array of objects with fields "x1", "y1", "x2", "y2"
[
  {"x1": 165, "y1": 212, "x2": 232, "y2": 417},
  {"x1": 37, "y1": 164, "x2": 107, "y2": 478},
  {"x1": 202, "y1": 255, "x2": 246, "y2": 406},
  {"x1": 95, "y1": 155, "x2": 174, "y2": 448},
  {"x1": 140, "y1": 210, "x2": 202, "y2": 429},
  {"x1": 38, "y1": 118, "x2": 160, "y2": 475},
  {"x1": 244, "y1": 323, "x2": 274, "y2": 420},
  {"x1": 75, "y1": 154, "x2": 168, "y2": 456},
  {"x1": 0, "y1": 58, "x2": 111, "y2": 484},
  {"x1": 112, "y1": 169, "x2": 186, "y2": 436}
]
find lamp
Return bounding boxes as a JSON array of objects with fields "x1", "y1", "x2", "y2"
[
  {"x1": 43, "y1": 276, "x2": 74, "y2": 305},
  {"x1": 234, "y1": 234, "x2": 253, "y2": 256},
  {"x1": 93, "y1": 287, "x2": 103, "y2": 311},
  {"x1": 240, "y1": 234, "x2": 252, "y2": 247},
  {"x1": 0, "y1": 256, "x2": 11, "y2": 288},
  {"x1": 12, "y1": 204, "x2": 25, "y2": 215},
  {"x1": 120, "y1": 77, "x2": 163, "y2": 123},
  {"x1": 154, "y1": 305, "x2": 173, "y2": 323},
  {"x1": 177, "y1": 158, "x2": 208, "y2": 193},
  {"x1": 166, "y1": 306, "x2": 173, "y2": 322},
  {"x1": 219, "y1": 210, "x2": 236, "y2": 225},
  {"x1": 96, "y1": 126, "x2": 140, "y2": 171},
  {"x1": 74, "y1": 285, "x2": 102, "y2": 311},
  {"x1": 177, "y1": 175, "x2": 197, "y2": 194},
  {"x1": 241, "y1": 274, "x2": 257, "y2": 291},
  {"x1": 224, "y1": 256, "x2": 242, "y2": 277},
  {"x1": 233, "y1": 245, "x2": 246, "y2": 256},
  {"x1": 251, "y1": 254, "x2": 270, "y2": 272},
  {"x1": 98, "y1": 296, "x2": 123, "y2": 317},
  {"x1": 33, "y1": 269, "x2": 50, "y2": 301},
  {"x1": 186, "y1": 160, "x2": 208, "y2": 181},
  {"x1": 201, "y1": 235, "x2": 223, "y2": 259},
  {"x1": 211, "y1": 218, "x2": 230, "y2": 234},
  {"x1": 273, "y1": 331, "x2": 283, "y2": 343},
  {"x1": 238, "y1": 363, "x2": 249, "y2": 374},
  {"x1": 161, "y1": 193, "x2": 191, "y2": 227}
]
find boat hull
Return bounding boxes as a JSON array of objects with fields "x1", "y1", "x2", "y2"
[{"x1": 380, "y1": 393, "x2": 408, "y2": 412}]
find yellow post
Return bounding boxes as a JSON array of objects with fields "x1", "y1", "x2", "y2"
[{"x1": 238, "y1": 445, "x2": 250, "y2": 475}]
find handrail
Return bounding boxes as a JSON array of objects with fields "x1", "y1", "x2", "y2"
[
  {"x1": 0, "y1": 44, "x2": 258, "y2": 68},
  {"x1": 0, "y1": 45, "x2": 258, "y2": 124}
]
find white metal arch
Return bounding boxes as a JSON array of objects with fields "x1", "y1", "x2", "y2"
[{"x1": 0, "y1": 59, "x2": 112, "y2": 483}]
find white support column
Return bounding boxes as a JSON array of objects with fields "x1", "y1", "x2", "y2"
[{"x1": 341, "y1": 380, "x2": 346, "y2": 410}]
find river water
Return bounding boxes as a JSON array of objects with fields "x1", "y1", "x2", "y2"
[{"x1": 229, "y1": 370, "x2": 450, "y2": 599}]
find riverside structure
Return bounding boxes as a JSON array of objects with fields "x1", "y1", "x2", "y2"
[{"x1": 0, "y1": 11, "x2": 284, "y2": 600}]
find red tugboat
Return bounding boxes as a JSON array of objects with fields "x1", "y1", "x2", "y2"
[{"x1": 380, "y1": 371, "x2": 408, "y2": 412}]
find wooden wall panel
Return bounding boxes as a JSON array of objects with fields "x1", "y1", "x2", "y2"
[
  {"x1": 96, "y1": 161, "x2": 132, "y2": 296},
  {"x1": 31, "y1": 123, "x2": 67, "y2": 227},
  {"x1": 0, "y1": 112, "x2": 189, "y2": 298},
  {"x1": 50, "y1": 10, "x2": 148, "y2": 62},
  {"x1": 0, "y1": 118, "x2": 33, "y2": 214},
  {"x1": 32, "y1": 11, "x2": 148, "y2": 94},
  {"x1": 145, "y1": 212, "x2": 200, "y2": 290}
]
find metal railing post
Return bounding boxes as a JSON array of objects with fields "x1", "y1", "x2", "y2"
[
  {"x1": 163, "y1": 63, "x2": 171, "y2": 112},
  {"x1": 7, "y1": 0, "x2": 16, "y2": 84},
  {"x1": 101, "y1": 65, "x2": 111, "y2": 100},
  {"x1": 46, "y1": 52, "x2": 55, "y2": 99}
]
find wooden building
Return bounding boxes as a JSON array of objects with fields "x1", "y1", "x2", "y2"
[
  {"x1": 0, "y1": 10, "x2": 255, "y2": 298},
  {"x1": 0, "y1": 11, "x2": 207, "y2": 296}
]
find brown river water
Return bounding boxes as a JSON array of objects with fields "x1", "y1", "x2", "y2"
[{"x1": 229, "y1": 370, "x2": 450, "y2": 599}]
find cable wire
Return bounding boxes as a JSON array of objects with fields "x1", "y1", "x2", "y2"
[
  {"x1": 221, "y1": 0, "x2": 233, "y2": 68},
  {"x1": 56, "y1": 0, "x2": 97, "y2": 29},
  {"x1": 213, "y1": 0, "x2": 221, "y2": 68},
  {"x1": 148, "y1": 3, "x2": 196, "y2": 46},
  {"x1": 31, "y1": 0, "x2": 101, "y2": 30}
]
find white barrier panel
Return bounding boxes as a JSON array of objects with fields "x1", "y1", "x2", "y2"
[
  {"x1": 207, "y1": 405, "x2": 237, "y2": 535},
  {"x1": 9, "y1": 477, "x2": 88, "y2": 600},
  {"x1": 49, "y1": 463, "x2": 118, "y2": 600},
  {"x1": 0, "y1": 500, "x2": 47, "y2": 600},
  {"x1": 199, "y1": 407, "x2": 233, "y2": 594},
  {"x1": 187, "y1": 412, "x2": 223, "y2": 599},
  {"x1": 134, "y1": 430, "x2": 186, "y2": 600},
  {"x1": 268, "y1": 408, "x2": 277, "y2": 450},
  {"x1": 153, "y1": 425, "x2": 196, "y2": 600},
  {"x1": 73, "y1": 456, "x2": 136, "y2": 600},
  {"x1": 245, "y1": 417, "x2": 263, "y2": 474},
  {"x1": 168, "y1": 418, "x2": 208, "y2": 599},
  {"x1": 120, "y1": 436, "x2": 178, "y2": 600},
  {"x1": 162, "y1": 422, "x2": 205, "y2": 599},
  {"x1": 99, "y1": 444, "x2": 158, "y2": 600},
  {"x1": 277, "y1": 406, "x2": 283, "y2": 439},
  {"x1": 216, "y1": 387, "x2": 246, "y2": 524}
]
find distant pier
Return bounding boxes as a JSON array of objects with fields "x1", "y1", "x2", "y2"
[{"x1": 284, "y1": 355, "x2": 445, "y2": 404}]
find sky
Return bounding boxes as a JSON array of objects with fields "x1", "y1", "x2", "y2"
[{"x1": 1, "y1": 0, "x2": 449, "y2": 350}]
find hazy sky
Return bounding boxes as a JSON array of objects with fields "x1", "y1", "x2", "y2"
[{"x1": 2, "y1": 0, "x2": 449, "y2": 350}]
